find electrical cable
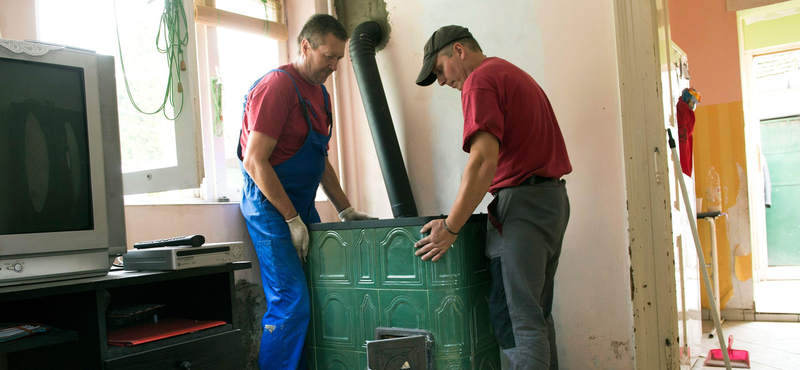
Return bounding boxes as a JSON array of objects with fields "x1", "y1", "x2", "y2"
[
  {"x1": 262, "y1": 0, "x2": 271, "y2": 37},
  {"x1": 209, "y1": 1, "x2": 270, "y2": 136},
  {"x1": 112, "y1": 0, "x2": 189, "y2": 120},
  {"x1": 211, "y1": 75, "x2": 224, "y2": 137}
]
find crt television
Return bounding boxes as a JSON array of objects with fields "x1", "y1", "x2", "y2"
[{"x1": 0, "y1": 39, "x2": 126, "y2": 286}]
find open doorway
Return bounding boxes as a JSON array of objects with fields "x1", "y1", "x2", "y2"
[
  {"x1": 740, "y1": 6, "x2": 800, "y2": 313},
  {"x1": 751, "y1": 48, "x2": 800, "y2": 314}
]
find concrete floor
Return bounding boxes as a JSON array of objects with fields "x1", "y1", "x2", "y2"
[{"x1": 692, "y1": 320, "x2": 800, "y2": 369}]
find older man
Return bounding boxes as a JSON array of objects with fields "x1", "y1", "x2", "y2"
[
  {"x1": 414, "y1": 25, "x2": 572, "y2": 370},
  {"x1": 238, "y1": 14, "x2": 373, "y2": 370}
]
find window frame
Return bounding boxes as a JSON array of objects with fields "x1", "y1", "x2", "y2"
[
  {"x1": 194, "y1": 0, "x2": 290, "y2": 202},
  {"x1": 119, "y1": 0, "x2": 204, "y2": 196}
]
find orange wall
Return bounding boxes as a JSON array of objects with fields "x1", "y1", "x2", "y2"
[{"x1": 669, "y1": 0, "x2": 742, "y2": 106}]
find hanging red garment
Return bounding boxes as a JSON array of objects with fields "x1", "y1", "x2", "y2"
[{"x1": 676, "y1": 99, "x2": 695, "y2": 176}]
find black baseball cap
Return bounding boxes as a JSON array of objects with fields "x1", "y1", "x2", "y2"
[{"x1": 416, "y1": 25, "x2": 474, "y2": 86}]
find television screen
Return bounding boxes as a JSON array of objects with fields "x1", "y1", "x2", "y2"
[{"x1": 0, "y1": 58, "x2": 94, "y2": 235}]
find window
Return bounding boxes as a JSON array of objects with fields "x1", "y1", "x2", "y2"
[
  {"x1": 37, "y1": 0, "x2": 203, "y2": 196},
  {"x1": 214, "y1": 30, "x2": 280, "y2": 196},
  {"x1": 200, "y1": 1, "x2": 282, "y2": 201},
  {"x1": 753, "y1": 49, "x2": 800, "y2": 120},
  {"x1": 195, "y1": 0, "x2": 331, "y2": 203},
  {"x1": 194, "y1": 0, "x2": 285, "y2": 202},
  {"x1": 37, "y1": 1, "x2": 325, "y2": 204}
]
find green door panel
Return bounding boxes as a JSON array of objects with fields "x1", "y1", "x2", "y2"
[{"x1": 761, "y1": 116, "x2": 800, "y2": 266}]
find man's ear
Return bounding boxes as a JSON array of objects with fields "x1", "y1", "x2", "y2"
[
  {"x1": 455, "y1": 43, "x2": 466, "y2": 60},
  {"x1": 300, "y1": 38, "x2": 310, "y2": 57}
]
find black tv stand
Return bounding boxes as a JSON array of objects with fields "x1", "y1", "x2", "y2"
[{"x1": 0, "y1": 262, "x2": 251, "y2": 370}]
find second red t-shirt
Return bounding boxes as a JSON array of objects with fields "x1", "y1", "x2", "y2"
[{"x1": 461, "y1": 57, "x2": 572, "y2": 193}]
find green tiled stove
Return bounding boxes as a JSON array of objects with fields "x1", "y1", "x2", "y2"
[{"x1": 305, "y1": 214, "x2": 500, "y2": 370}]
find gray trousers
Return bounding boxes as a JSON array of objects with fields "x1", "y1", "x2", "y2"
[{"x1": 486, "y1": 179, "x2": 570, "y2": 370}]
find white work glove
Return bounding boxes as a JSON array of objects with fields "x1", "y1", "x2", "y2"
[
  {"x1": 285, "y1": 215, "x2": 308, "y2": 261},
  {"x1": 338, "y1": 207, "x2": 378, "y2": 222}
]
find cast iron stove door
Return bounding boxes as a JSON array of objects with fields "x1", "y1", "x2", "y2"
[{"x1": 367, "y1": 328, "x2": 433, "y2": 370}]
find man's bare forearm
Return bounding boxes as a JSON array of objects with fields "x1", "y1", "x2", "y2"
[
  {"x1": 446, "y1": 131, "x2": 498, "y2": 231},
  {"x1": 321, "y1": 159, "x2": 350, "y2": 212}
]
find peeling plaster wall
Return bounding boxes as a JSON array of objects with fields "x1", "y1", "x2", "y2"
[
  {"x1": 692, "y1": 102, "x2": 754, "y2": 310},
  {"x1": 314, "y1": 0, "x2": 636, "y2": 368}
]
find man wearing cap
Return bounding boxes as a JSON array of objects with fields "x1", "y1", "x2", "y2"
[
  {"x1": 238, "y1": 14, "x2": 375, "y2": 370},
  {"x1": 413, "y1": 25, "x2": 572, "y2": 370}
]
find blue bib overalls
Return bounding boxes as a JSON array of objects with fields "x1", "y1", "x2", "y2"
[{"x1": 239, "y1": 69, "x2": 331, "y2": 370}]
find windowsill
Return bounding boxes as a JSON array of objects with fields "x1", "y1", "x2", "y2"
[
  {"x1": 124, "y1": 199, "x2": 331, "y2": 206},
  {"x1": 124, "y1": 198, "x2": 239, "y2": 206}
]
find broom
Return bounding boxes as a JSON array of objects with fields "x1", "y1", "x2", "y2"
[
  {"x1": 704, "y1": 336, "x2": 750, "y2": 368},
  {"x1": 667, "y1": 129, "x2": 732, "y2": 370}
]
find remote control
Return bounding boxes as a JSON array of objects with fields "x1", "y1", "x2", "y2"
[{"x1": 133, "y1": 235, "x2": 205, "y2": 249}]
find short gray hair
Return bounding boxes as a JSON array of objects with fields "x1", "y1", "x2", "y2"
[
  {"x1": 297, "y1": 14, "x2": 348, "y2": 49},
  {"x1": 438, "y1": 37, "x2": 483, "y2": 57}
]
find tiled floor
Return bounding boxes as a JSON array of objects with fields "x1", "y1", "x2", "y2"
[{"x1": 692, "y1": 320, "x2": 800, "y2": 369}]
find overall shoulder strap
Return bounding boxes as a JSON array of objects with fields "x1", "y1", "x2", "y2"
[
  {"x1": 320, "y1": 84, "x2": 332, "y2": 138},
  {"x1": 238, "y1": 68, "x2": 310, "y2": 161}
]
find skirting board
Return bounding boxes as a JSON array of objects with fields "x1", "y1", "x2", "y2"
[{"x1": 702, "y1": 308, "x2": 800, "y2": 322}]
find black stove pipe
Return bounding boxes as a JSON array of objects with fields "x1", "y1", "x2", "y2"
[{"x1": 349, "y1": 21, "x2": 418, "y2": 218}]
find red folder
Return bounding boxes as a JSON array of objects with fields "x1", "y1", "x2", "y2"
[{"x1": 107, "y1": 318, "x2": 226, "y2": 346}]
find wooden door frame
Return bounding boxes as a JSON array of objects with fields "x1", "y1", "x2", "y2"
[{"x1": 614, "y1": 0, "x2": 681, "y2": 368}]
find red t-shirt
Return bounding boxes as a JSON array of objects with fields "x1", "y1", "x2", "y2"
[
  {"x1": 461, "y1": 57, "x2": 572, "y2": 193},
  {"x1": 240, "y1": 63, "x2": 330, "y2": 166},
  {"x1": 676, "y1": 100, "x2": 695, "y2": 176}
]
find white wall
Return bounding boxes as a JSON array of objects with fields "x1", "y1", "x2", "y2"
[
  {"x1": 0, "y1": 0, "x2": 36, "y2": 40},
  {"x1": 332, "y1": 0, "x2": 635, "y2": 368}
]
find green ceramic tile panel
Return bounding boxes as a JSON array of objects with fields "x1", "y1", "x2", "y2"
[
  {"x1": 315, "y1": 349, "x2": 360, "y2": 370},
  {"x1": 304, "y1": 258, "x2": 313, "y2": 289},
  {"x1": 462, "y1": 222, "x2": 492, "y2": 286},
  {"x1": 377, "y1": 226, "x2": 427, "y2": 288},
  {"x1": 306, "y1": 347, "x2": 317, "y2": 370},
  {"x1": 358, "y1": 353, "x2": 368, "y2": 370},
  {"x1": 311, "y1": 230, "x2": 353, "y2": 287},
  {"x1": 471, "y1": 282, "x2": 497, "y2": 352},
  {"x1": 429, "y1": 288, "x2": 471, "y2": 357},
  {"x1": 353, "y1": 229, "x2": 380, "y2": 288},
  {"x1": 355, "y1": 289, "x2": 380, "y2": 350},
  {"x1": 313, "y1": 287, "x2": 357, "y2": 351},
  {"x1": 430, "y1": 232, "x2": 467, "y2": 288},
  {"x1": 437, "y1": 355, "x2": 472, "y2": 370},
  {"x1": 307, "y1": 216, "x2": 498, "y2": 367},
  {"x1": 306, "y1": 286, "x2": 315, "y2": 348},
  {"x1": 474, "y1": 346, "x2": 502, "y2": 370},
  {"x1": 379, "y1": 289, "x2": 429, "y2": 330}
]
